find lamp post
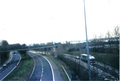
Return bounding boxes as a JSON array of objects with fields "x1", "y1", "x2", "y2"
[{"x1": 83, "y1": 0, "x2": 91, "y2": 81}]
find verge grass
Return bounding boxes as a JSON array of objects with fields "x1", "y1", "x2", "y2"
[
  {"x1": 65, "y1": 51, "x2": 119, "y2": 70},
  {"x1": 4, "y1": 53, "x2": 34, "y2": 81},
  {"x1": 46, "y1": 54, "x2": 69, "y2": 81}
]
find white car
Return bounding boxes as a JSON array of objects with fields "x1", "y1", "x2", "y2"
[
  {"x1": 76, "y1": 56, "x2": 79, "y2": 59},
  {"x1": 3, "y1": 64, "x2": 6, "y2": 67}
]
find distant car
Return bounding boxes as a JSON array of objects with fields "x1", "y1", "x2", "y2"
[
  {"x1": 75, "y1": 56, "x2": 79, "y2": 59},
  {"x1": 3, "y1": 64, "x2": 6, "y2": 67}
]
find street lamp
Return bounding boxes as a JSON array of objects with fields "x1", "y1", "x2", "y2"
[{"x1": 83, "y1": 0, "x2": 91, "y2": 81}]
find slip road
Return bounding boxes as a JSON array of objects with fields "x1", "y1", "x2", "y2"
[{"x1": 28, "y1": 52, "x2": 53, "y2": 81}]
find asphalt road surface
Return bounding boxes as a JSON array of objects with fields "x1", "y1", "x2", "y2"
[
  {"x1": 64, "y1": 54, "x2": 118, "y2": 80},
  {"x1": 28, "y1": 52, "x2": 53, "y2": 81},
  {"x1": 28, "y1": 51, "x2": 64, "y2": 81},
  {"x1": 0, "y1": 51, "x2": 21, "y2": 81}
]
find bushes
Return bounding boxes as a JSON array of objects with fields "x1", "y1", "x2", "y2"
[
  {"x1": 58, "y1": 55, "x2": 89, "y2": 80},
  {"x1": 19, "y1": 50, "x2": 26, "y2": 54},
  {"x1": 58, "y1": 55, "x2": 103, "y2": 80},
  {"x1": 18, "y1": 50, "x2": 29, "y2": 59},
  {"x1": 0, "y1": 52, "x2": 9, "y2": 64}
]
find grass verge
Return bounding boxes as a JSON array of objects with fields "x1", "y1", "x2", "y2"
[
  {"x1": 64, "y1": 51, "x2": 119, "y2": 70},
  {"x1": 46, "y1": 54, "x2": 69, "y2": 81},
  {"x1": 4, "y1": 53, "x2": 34, "y2": 81}
]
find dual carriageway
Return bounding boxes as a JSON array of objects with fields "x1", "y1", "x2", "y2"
[
  {"x1": 0, "y1": 45, "x2": 119, "y2": 81},
  {"x1": 0, "y1": 50, "x2": 64, "y2": 81},
  {"x1": 0, "y1": 45, "x2": 64, "y2": 81}
]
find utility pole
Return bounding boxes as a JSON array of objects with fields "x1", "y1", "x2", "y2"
[{"x1": 83, "y1": 0, "x2": 91, "y2": 81}]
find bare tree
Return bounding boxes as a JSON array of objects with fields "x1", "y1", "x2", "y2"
[
  {"x1": 113, "y1": 26, "x2": 120, "y2": 37},
  {"x1": 113, "y1": 26, "x2": 120, "y2": 54},
  {"x1": 98, "y1": 34, "x2": 105, "y2": 53},
  {"x1": 106, "y1": 31, "x2": 112, "y2": 53}
]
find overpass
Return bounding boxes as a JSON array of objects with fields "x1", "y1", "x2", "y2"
[{"x1": 0, "y1": 45, "x2": 57, "y2": 64}]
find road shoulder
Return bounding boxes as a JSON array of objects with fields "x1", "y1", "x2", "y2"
[{"x1": 41, "y1": 55, "x2": 64, "y2": 81}]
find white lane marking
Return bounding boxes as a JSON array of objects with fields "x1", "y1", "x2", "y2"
[
  {"x1": 28, "y1": 54, "x2": 36, "y2": 80},
  {"x1": 29, "y1": 53, "x2": 44, "y2": 81},
  {"x1": 42, "y1": 56, "x2": 55, "y2": 81},
  {"x1": 0, "y1": 67, "x2": 2, "y2": 69},
  {"x1": 0, "y1": 52, "x2": 21, "y2": 81},
  {"x1": 29, "y1": 52, "x2": 54, "y2": 81},
  {"x1": 37, "y1": 56, "x2": 44, "y2": 81}
]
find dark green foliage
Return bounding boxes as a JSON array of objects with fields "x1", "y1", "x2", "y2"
[
  {"x1": 58, "y1": 55, "x2": 90, "y2": 80},
  {"x1": 18, "y1": 50, "x2": 26, "y2": 56},
  {"x1": 1, "y1": 52, "x2": 9, "y2": 64},
  {"x1": 4, "y1": 52, "x2": 33, "y2": 80},
  {"x1": 0, "y1": 40, "x2": 9, "y2": 47},
  {"x1": 91, "y1": 53, "x2": 119, "y2": 70},
  {"x1": 68, "y1": 48, "x2": 79, "y2": 52}
]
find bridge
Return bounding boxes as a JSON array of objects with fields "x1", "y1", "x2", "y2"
[{"x1": 0, "y1": 45, "x2": 57, "y2": 65}]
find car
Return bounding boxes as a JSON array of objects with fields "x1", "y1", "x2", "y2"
[
  {"x1": 75, "y1": 56, "x2": 79, "y2": 59},
  {"x1": 3, "y1": 64, "x2": 6, "y2": 67}
]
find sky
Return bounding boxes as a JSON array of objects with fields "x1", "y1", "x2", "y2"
[{"x1": 0, "y1": 0, "x2": 120, "y2": 45}]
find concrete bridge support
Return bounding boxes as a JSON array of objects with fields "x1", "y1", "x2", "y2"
[
  {"x1": 45, "y1": 48, "x2": 46, "y2": 54},
  {"x1": 42, "y1": 48, "x2": 44, "y2": 54}
]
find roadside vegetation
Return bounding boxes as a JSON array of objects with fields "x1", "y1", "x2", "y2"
[
  {"x1": 58, "y1": 54, "x2": 101, "y2": 81},
  {"x1": 46, "y1": 54, "x2": 69, "y2": 81},
  {"x1": 4, "y1": 51, "x2": 33, "y2": 81},
  {"x1": 0, "y1": 52, "x2": 9, "y2": 66},
  {"x1": 64, "y1": 51, "x2": 119, "y2": 70}
]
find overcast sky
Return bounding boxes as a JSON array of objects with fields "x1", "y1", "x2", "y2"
[{"x1": 0, "y1": 0, "x2": 120, "y2": 45}]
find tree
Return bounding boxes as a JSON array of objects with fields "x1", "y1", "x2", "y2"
[
  {"x1": 56, "y1": 44, "x2": 65, "y2": 55},
  {"x1": 0, "y1": 40, "x2": 9, "y2": 47},
  {"x1": 98, "y1": 34, "x2": 105, "y2": 53},
  {"x1": 113, "y1": 26, "x2": 120, "y2": 54},
  {"x1": 113, "y1": 26, "x2": 120, "y2": 37},
  {"x1": 106, "y1": 31, "x2": 112, "y2": 53},
  {"x1": 22, "y1": 44, "x2": 26, "y2": 48}
]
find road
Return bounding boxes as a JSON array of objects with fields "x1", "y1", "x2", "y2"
[
  {"x1": 0, "y1": 51, "x2": 21, "y2": 81},
  {"x1": 28, "y1": 51, "x2": 64, "y2": 81},
  {"x1": 64, "y1": 54, "x2": 119, "y2": 80}
]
